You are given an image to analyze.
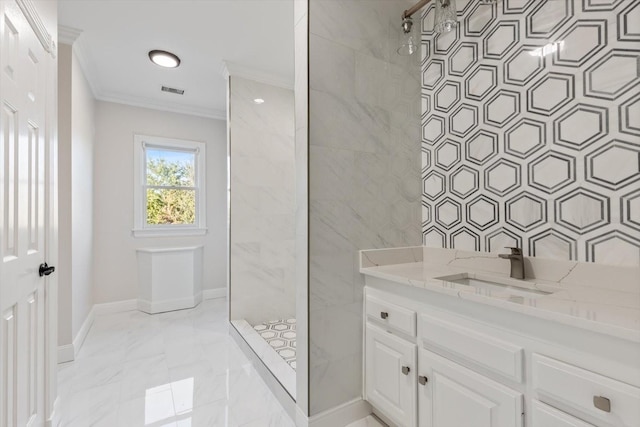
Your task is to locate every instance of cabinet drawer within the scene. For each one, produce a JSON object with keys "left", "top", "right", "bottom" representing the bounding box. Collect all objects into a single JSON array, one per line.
[
  {"left": 532, "top": 354, "right": 640, "bottom": 427},
  {"left": 418, "top": 313, "right": 523, "bottom": 383},
  {"left": 531, "top": 400, "right": 595, "bottom": 427},
  {"left": 366, "top": 295, "right": 416, "bottom": 337}
]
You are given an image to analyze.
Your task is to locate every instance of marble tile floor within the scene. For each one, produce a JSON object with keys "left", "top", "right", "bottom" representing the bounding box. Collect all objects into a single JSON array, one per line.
[{"left": 57, "top": 298, "right": 296, "bottom": 427}]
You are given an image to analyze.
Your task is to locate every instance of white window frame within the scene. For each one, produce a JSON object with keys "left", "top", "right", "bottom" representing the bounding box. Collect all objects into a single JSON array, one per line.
[{"left": 133, "top": 134, "right": 207, "bottom": 237}]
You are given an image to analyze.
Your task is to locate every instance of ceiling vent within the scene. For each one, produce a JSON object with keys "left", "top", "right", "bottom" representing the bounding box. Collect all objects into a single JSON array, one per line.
[{"left": 161, "top": 86, "right": 185, "bottom": 95}]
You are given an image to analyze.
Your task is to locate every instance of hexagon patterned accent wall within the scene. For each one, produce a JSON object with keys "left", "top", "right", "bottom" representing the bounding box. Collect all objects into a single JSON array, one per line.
[{"left": 421, "top": 0, "right": 640, "bottom": 267}]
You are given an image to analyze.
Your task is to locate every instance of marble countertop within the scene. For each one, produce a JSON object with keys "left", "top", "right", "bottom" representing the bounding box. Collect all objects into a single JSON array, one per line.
[{"left": 360, "top": 247, "right": 640, "bottom": 343}]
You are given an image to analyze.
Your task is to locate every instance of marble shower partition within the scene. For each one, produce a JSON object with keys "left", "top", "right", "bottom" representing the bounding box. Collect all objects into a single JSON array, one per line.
[
  {"left": 307, "top": 0, "right": 423, "bottom": 415},
  {"left": 420, "top": 0, "right": 640, "bottom": 267},
  {"left": 229, "top": 76, "right": 296, "bottom": 325}
]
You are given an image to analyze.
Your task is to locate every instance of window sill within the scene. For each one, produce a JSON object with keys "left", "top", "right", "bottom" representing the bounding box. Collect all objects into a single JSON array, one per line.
[{"left": 132, "top": 227, "right": 208, "bottom": 238}]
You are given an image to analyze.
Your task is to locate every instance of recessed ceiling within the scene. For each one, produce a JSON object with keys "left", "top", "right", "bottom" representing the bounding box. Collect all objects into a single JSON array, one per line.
[{"left": 58, "top": 0, "right": 294, "bottom": 119}]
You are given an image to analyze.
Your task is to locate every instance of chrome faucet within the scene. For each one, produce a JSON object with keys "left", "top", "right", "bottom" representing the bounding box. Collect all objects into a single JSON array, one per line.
[{"left": 498, "top": 247, "right": 524, "bottom": 280}]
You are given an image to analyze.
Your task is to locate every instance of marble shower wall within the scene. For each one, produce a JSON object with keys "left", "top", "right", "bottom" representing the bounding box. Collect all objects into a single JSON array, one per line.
[
  {"left": 308, "top": 0, "right": 422, "bottom": 415},
  {"left": 421, "top": 0, "right": 640, "bottom": 267},
  {"left": 229, "top": 76, "right": 296, "bottom": 325}
]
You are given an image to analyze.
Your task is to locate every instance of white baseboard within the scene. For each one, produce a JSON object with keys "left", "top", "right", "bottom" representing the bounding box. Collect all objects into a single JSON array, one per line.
[
  {"left": 46, "top": 396, "right": 62, "bottom": 427},
  {"left": 296, "top": 398, "right": 372, "bottom": 427},
  {"left": 57, "top": 344, "right": 75, "bottom": 364},
  {"left": 93, "top": 299, "right": 137, "bottom": 315},
  {"left": 57, "top": 305, "right": 96, "bottom": 363},
  {"left": 138, "top": 293, "right": 202, "bottom": 314},
  {"left": 203, "top": 287, "right": 226, "bottom": 300},
  {"left": 72, "top": 307, "right": 95, "bottom": 358}
]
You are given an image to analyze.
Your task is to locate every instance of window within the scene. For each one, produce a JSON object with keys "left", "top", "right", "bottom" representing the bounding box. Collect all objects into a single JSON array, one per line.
[{"left": 133, "top": 135, "right": 206, "bottom": 237}]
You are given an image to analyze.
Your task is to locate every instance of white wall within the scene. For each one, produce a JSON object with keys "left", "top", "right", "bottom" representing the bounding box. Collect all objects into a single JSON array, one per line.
[
  {"left": 71, "top": 47, "right": 95, "bottom": 337},
  {"left": 57, "top": 43, "right": 96, "bottom": 346},
  {"left": 93, "top": 102, "right": 227, "bottom": 303},
  {"left": 57, "top": 43, "right": 73, "bottom": 347}
]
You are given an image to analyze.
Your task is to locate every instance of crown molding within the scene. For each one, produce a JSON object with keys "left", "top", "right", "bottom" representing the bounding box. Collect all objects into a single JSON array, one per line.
[
  {"left": 221, "top": 61, "right": 294, "bottom": 90},
  {"left": 96, "top": 90, "right": 227, "bottom": 120},
  {"left": 58, "top": 25, "right": 83, "bottom": 45},
  {"left": 69, "top": 36, "right": 102, "bottom": 99}
]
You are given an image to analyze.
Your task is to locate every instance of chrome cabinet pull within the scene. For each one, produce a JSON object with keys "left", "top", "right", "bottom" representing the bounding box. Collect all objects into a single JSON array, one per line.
[
  {"left": 380, "top": 311, "right": 389, "bottom": 319},
  {"left": 593, "top": 396, "right": 611, "bottom": 413},
  {"left": 418, "top": 375, "right": 428, "bottom": 385},
  {"left": 401, "top": 366, "right": 410, "bottom": 375}
]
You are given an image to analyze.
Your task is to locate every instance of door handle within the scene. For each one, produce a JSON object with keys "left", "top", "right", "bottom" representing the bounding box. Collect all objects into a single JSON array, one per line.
[
  {"left": 380, "top": 312, "right": 389, "bottom": 319},
  {"left": 418, "top": 375, "right": 428, "bottom": 385},
  {"left": 401, "top": 366, "right": 410, "bottom": 375},
  {"left": 39, "top": 263, "right": 55, "bottom": 277}
]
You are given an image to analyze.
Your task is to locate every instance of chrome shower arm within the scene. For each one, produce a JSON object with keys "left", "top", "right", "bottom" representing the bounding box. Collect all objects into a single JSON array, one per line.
[
  {"left": 403, "top": 0, "right": 430, "bottom": 19},
  {"left": 402, "top": 0, "right": 451, "bottom": 19}
]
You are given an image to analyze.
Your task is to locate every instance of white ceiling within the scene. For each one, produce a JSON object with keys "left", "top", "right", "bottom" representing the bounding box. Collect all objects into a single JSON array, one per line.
[{"left": 58, "top": 0, "right": 295, "bottom": 119}]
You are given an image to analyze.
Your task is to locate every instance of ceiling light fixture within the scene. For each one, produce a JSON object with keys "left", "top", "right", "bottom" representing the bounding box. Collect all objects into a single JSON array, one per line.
[
  {"left": 148, "top": 50, "right": 181, "bottom": 68},
  {"left": 253, "top": 98, "right": 265, "bottom": 104}
]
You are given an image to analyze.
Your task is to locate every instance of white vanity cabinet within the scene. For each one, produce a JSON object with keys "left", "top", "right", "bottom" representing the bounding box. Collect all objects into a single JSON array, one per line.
[
  {"left": 364, "top": 292, "right": 523, "bottom": 427},
  {"left": 363, "top": 286, "right": 640, "bottom": 427}
]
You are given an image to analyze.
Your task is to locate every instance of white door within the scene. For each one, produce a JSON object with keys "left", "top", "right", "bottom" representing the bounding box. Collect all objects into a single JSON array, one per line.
[
  {"left": 0, "top": 1, "right": 57, "bottom": 426},
  {"left": 418, "top": 348, "right": 523, "bottom": 427},
  {"left": 365, "top": 323, "right": 417, "bottom": 427}
]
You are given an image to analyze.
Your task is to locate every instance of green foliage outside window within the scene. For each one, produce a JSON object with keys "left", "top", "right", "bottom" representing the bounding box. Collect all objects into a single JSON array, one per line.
[{"left": 145, "top": 156, "right": 196, "bottom": 225}]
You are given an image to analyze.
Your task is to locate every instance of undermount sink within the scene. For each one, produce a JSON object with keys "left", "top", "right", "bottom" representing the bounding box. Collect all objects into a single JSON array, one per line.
[{"left": 435, "top": 273, "right": 553, "bottom": 300}]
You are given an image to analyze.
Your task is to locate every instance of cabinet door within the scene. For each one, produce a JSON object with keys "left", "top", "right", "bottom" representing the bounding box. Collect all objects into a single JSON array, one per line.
[
  {"left": 365, "top": 323, "right": 417, "bottom": 427},
  {"left": 531, "top": 400, "right": 596, "bottom": 427},
  {"left": 418, "top": 348, "right": 523, "bottom": 427}
]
